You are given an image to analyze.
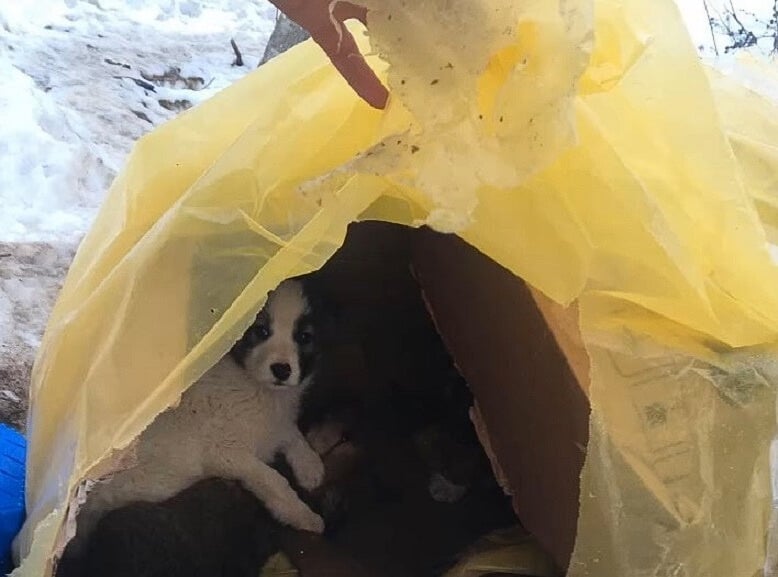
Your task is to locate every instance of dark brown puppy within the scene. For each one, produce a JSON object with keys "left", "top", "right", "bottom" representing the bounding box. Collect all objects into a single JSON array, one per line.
[{"left": 56, "top": 478, "right": 280, "bottom": 577}]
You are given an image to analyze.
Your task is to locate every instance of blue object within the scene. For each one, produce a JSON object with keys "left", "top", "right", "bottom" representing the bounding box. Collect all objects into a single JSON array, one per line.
[{"left": 0, "top": 425, "right": 25, "bottom": 575}]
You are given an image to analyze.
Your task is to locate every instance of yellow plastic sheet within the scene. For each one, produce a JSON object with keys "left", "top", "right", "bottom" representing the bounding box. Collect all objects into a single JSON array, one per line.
[
  {"left": 14, "top": 0, "right": 778, "bottom": 575},
  {"left": 441, "top": 527, "right": 557, "bottom": 577},
  {"left": 707, "top": 58, "right": 778, "bottom": 245}
]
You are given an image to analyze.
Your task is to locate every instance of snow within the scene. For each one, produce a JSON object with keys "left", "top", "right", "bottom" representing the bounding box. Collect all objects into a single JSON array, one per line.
[
  {"left": 0, "top": 0, "right": 278, "bottom": 428},
  {"left": 0, "top": 0, "right": 277, "bottom": 243}
]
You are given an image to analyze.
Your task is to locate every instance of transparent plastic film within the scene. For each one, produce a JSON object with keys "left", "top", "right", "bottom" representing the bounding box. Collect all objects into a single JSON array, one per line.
[
  {"left": 706, "top": 60, "right": 778, "bottom": 246},
  {"left": 572, "top": 312, "right": 777, "bottom": 577}
]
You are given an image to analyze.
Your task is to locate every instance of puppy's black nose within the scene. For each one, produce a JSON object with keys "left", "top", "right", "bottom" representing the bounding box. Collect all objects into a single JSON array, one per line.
[{"left": 270, "top": 363, "right": 292, "bottom": 382}]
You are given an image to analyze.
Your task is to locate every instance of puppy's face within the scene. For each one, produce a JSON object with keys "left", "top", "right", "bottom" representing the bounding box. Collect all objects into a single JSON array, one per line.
[{"left": 232, "top": 279, "right": 317, "bottom": 390}]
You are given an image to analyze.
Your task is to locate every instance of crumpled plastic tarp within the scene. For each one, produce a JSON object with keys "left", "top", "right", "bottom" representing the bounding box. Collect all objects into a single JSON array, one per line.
[{"left": 13, "top": 0, "right": 778, "bottom": 575}]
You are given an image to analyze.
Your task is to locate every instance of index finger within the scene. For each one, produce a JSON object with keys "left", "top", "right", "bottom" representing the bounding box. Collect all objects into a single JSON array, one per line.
[
  {"left": 305, "top": 4, "right": 388, "bottom": 109},
  {"left": 323, "top": 25, "right": 388, "bottom": 109}
]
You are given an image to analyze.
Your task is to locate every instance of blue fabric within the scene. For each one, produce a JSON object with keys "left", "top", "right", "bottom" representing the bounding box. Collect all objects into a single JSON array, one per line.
[{"left": 0, "top": 425, "right": 25, "bottom": 575}]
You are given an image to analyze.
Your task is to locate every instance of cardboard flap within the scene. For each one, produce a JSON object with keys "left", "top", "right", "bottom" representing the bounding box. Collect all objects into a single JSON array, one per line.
[{"left": 412, "top": 229, "right": 590, "bottom": 568}]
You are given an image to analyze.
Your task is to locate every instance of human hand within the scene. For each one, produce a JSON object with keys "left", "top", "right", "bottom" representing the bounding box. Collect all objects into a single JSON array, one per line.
[{"left": 270, "top": 0, "right": 389, "bottom": 109}]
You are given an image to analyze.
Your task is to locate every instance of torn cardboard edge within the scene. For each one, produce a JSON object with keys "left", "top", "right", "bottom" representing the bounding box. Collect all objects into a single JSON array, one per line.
[
  {"left": 469, "top": 403, "right": 512, "bottom": 498},
  {"left": 411, "top": 227, "right": 591, "bottom": 570},
  {"left": 54, "top": 441, "right": 141, "bottom": 566}
]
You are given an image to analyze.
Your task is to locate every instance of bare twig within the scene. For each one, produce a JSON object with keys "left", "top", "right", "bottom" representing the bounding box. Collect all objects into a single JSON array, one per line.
[
  {"left": 708, "top": 0, "right": 778, "bottom": 54},
  {"left": 712, "top": 0, "right": 759, "bottom": 52},
  {"left": 702, "top": 0, "right": 720, "bottom": 55},
  {"left": 230, "top": 38, "right": 244, "bottom": 67},
  {"left": 772, "top": 0, "right": 778, "bottom": 54},
  {"left": 729, "top": 0, "right": 749, "bottom": 32},
  {"left": 728, "top": 0, "right": 758, "bottom": 47}
]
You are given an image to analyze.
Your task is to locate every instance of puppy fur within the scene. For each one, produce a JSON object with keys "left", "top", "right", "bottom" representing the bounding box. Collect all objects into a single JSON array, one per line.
[
  {"left": 69, "top": 279, "right": 325, "bottom": 557},
  {"left": 57, "top": 478, "right": 280, "bottom": 577},
  {"left": 57, "top": 408, "right": 358, "bottom": 577}
]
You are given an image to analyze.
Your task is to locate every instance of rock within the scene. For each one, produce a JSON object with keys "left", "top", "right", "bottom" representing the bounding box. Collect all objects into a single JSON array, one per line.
[{"left": 259, "top": 12, "right": 310, "bottom": 66}]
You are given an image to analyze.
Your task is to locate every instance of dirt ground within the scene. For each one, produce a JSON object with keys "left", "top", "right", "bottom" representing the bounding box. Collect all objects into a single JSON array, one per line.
[{"left": 0, "top": 241, "right": 77, "bottom": 431}]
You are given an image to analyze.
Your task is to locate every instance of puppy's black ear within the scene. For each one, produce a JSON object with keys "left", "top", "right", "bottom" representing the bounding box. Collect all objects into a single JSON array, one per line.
[
  {"left": 229, "top": 323, "right": 254, "bottom": 367},
  {"left": 297, "top": 274, "right": 341, "bottom": 347},
  {"left": 230, "top": 309, "right": 262, "bottom": 366}
]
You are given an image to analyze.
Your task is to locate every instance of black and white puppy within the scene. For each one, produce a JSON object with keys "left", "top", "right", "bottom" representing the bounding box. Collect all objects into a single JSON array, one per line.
[
  {"left": 68, "top": 278, "right": 327, "bottom": 561},
  {"left": 230, "top": 277, "right": 321, "bottom": 390}
]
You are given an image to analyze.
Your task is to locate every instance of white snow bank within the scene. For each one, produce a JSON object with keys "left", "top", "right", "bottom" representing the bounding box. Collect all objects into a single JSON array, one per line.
[
  {"left": 0, "top": 0, "right": 276, "bottom": 243},
  {"left": 0, "top": 57, "right": 111, "bottom": 242},
  {"left": 0, "top": 1, "right": 278, "bottom": 428}
]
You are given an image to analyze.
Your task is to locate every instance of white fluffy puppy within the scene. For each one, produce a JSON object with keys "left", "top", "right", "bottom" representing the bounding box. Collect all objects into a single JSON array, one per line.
[{"left": 72, "top": 279, "right": 325, "bottom": 553}]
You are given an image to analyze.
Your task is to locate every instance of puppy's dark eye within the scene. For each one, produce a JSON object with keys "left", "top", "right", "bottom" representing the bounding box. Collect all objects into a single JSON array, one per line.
[
  {"left": 254, "top": 325, "right": 271, "bottom": 341},
  {"left": 296, "top": 331, "right": 313, "bottom": 345}
]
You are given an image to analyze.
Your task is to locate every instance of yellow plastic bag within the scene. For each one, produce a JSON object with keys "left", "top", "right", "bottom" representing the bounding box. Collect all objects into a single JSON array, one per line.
[
  {"left": 442, "top": 527, "right": 557, "bottom": 577},
  {"left": 14, "top": 0, "right": 778, "bottom": 576},
  {"left": 706, "top": 57, "right": 778, "bottom": 245}
]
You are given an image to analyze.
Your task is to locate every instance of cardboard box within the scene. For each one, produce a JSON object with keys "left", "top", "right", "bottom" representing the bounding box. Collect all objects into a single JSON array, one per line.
[
  {"left": 411, "top": 227, "right": 590, "bottom": 569},
  {"left": 310, "top": 221, "right": 590, "bottom": 571}
]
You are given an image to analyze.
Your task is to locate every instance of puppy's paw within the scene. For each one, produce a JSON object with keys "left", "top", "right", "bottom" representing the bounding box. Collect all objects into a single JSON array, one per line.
[
  {"left": 295, "top": 455, "right": 325, "bottom": 491},
  {"left": 286, "top": 503, "right": 325, "bottom": 534},
  {"left": 302, "top": 511, "right": 326, "bottom": 534},
  {"left": 428, "top": 472, "right": 467, "bottom": 503}
]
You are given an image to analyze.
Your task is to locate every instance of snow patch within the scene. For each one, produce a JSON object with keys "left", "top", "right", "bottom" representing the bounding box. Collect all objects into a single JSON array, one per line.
[
  {"left": 0, "top": 0, "right": 278, "bottom": 429},
  {"left": 0, "top": 58, "right": 110, "bottom": 242},
  {"left": 0, "top": 0, "right": 276, "bottom": 243}
]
